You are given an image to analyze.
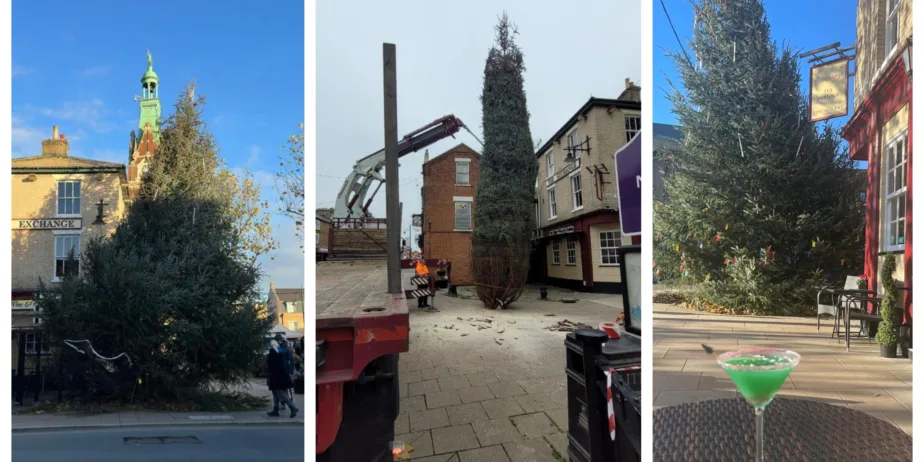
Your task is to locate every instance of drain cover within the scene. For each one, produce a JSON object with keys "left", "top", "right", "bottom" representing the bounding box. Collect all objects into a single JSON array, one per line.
[{"left": 124, "top": 436, "right": 201, "bottom": 445}]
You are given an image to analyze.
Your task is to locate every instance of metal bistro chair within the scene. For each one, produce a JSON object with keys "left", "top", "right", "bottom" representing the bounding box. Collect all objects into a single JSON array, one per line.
[
  {"left": 842, "top": 294, "right": 883, "bottom": 352},
  {"left": 816, "top": 276, "right": 876, "bottom": 337}
]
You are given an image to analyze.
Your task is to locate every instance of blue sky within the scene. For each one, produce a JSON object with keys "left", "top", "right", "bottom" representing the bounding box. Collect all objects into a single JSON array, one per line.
[
  {"left": 11, "top": 0, "right": 305, "bottom": 291},
  {"left": 654, "top": 0, "right": 857, "bottom": 137}
]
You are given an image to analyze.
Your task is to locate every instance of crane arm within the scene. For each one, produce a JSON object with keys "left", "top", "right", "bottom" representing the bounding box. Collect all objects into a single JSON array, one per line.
[{"left": 333, "top": 115, "right": 470, "bottom": 220}]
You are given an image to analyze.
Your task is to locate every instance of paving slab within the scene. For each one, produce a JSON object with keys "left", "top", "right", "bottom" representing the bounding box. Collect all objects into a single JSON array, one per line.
[
  {"left": 471, "top": 418, "right": 523, "bottom": 447},
  {"left": 480, "top": 397, "right": 526, "bottom": 420},
  {"left": 488, "top": 381, "right": 527, "bottom": 399},
  {"left": 401, "top": 395, "right": 428, "bottom": 414},
  {"left": 410, "top": 408, "right": 451, "bottom": 432},
  {"left": 511, "top": 412, "right": 558, "bottom": 438},
  {"left": 446, "top": 402, "right": 489, "bottom": 426},
  {"left": 431, "top": 424, "right": 480, "bottom": 454},
  {"left": 457, "top": 385, "right": 495, "bottom": 404},
  {"left": 426, "top": 390, "right": 462, "bottom": 409},
  {"left": 503, "top": 437, "right": 558, "bottom": 462},
  {"left": 458, "top": 445, "right": 511, "bottom": 462},
  {"left": 394, "top": 430, "right": 434, "bottom": 459},
  {"left": 409, "top": 379, "right": 443, "bottom": 396}
]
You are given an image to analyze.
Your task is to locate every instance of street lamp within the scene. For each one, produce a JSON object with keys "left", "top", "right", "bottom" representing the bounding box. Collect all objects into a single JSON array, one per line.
[{"left": 901, "top": 41, "right": 912, "bottom": 82}]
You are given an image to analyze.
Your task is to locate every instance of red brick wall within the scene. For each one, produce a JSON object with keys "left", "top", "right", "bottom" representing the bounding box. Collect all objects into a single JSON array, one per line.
[{"left": 421, "top": 144, "right": 480, "bottom": 285}]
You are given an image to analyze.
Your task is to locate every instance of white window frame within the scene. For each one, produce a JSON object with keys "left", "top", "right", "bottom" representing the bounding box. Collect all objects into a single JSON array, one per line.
[
  {"left": 24, "top": 332, "right": 51, "bottom": 355},
  {"left": 287, "top": 321, "right": 299, "bottom": 331},
  {"left": 884, "top": 129, "right": 908, "bottom": 252},
  {"left": 625, "top": 115, "right": 641, "bottom": 143},
  {"left": 547, "top": 151, "right": 555, "bottom": 176},
  {"left": 599, "top": 231, "right": 621, "bottom": 266},
  {"left": 567, "top": 129, "right": 579, "bottom": 158},
  {"left": 53, "top": 232, "right": 81, "bottom": 282},
  {"left": 548, "top": 188, "right": 557, "bottom": 219},
  {"left": 551, "top": 240, "right": 561, "bottom": 265},
  {"left": 566, "top": 238, "right": 577, "bottom": 265},
  {"left": 316, "top": 233, "right": 320, "bottom": 244},
  {"left": 56, "top": 180, "right": 82, "bottom": 218},
  {"left": 885, "top": 0, "right": 900, "bottom": 60},
  {"left": 570, "top": 171, "right": 583, "bottom": 212},
  {"left": 456, "top": 158, "right": 471, "bottom": 185},
  {"left": 316, "top": 219, "right": 321, "bottom": 230},
  {"left": 453, "top": 196, "right": 473, "bottom": 232}
]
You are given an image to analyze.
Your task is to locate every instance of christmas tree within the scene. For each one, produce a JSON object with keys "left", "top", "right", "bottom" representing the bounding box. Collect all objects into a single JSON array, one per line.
[
  {"left": 38, "top": 84, "right": 275, "bottom": 403},
  {"left": 472, "top": 13, "right": 537, "bottom": 309},
  {"left": 654, "top": 0, "right": 865, "bottom": 315}
]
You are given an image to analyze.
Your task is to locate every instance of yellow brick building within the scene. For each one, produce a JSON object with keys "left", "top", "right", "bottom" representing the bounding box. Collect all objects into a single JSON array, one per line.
[{"left": 11, "top": 126, "right": 128, "bottom": 368}]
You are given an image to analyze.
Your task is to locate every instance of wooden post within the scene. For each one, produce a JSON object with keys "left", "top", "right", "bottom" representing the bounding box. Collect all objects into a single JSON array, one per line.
[{"left": 384, "top": 43, "right": 401, "bottom": 294}]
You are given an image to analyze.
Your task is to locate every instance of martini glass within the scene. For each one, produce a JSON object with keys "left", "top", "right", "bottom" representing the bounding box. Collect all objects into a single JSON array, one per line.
[{"left": 717, "top": 348, "right": 800, "bottom": 461}]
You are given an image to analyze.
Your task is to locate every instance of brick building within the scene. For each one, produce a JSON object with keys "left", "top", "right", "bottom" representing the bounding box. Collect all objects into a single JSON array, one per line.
[
  {"left": 267, "top": 283, "right": 305, "bottom": 334},
  {"left": 533, "top": 80, "right": 642, "bottom": 293},
  {"left": 11, "top": 126, "right": 129, "bottom": 366},
  {"left": 841, "top": 0, "right": 913, "bottom": 324},
  {"left": 419, "top": 143, "right": 481, "bottom": 286}
]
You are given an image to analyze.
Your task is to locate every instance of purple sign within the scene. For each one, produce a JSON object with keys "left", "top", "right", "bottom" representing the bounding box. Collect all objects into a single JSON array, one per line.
[{"left": 614, "top": 133, "right": 641, "bottom": 236}]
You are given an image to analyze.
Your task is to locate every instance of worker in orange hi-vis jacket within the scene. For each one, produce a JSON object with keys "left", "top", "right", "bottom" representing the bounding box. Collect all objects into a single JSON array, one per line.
[{"left": 415, "top": 257, "right": 430, "bottom": 308}]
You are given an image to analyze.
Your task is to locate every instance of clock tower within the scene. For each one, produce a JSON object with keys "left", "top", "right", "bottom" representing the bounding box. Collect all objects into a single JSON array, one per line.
[{"left": 128, "top": 50, "right": 161, "bottom": 200}]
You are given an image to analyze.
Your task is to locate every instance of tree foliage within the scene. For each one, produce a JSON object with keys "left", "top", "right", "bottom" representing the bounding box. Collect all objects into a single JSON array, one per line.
[
  {"left": 277, "top": 123, "right": 305, "bottom": 247},
  {"left": 653, "top": 0, "right": 865, "bottom": 315},
  {"left": 37, "top": 83, "right": 274, "bottom": 403},
  {"left": 876, "top": 255, "right": 899, "bottom": 346},
  {"left": 472, "top": 13, "right": 536, "bottom": 308}
]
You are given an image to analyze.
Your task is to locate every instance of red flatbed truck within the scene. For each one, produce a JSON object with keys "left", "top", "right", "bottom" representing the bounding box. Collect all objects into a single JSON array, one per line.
[{"left": 315, "top": 261, "right": 411, "bottom": 461}]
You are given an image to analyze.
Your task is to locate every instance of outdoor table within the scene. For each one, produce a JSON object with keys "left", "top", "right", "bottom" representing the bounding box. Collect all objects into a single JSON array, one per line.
[{"left": 652, "top": 398, "right": 912, "bottom": 461}]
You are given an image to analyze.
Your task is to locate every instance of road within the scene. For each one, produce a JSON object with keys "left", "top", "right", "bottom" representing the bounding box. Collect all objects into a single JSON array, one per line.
[{"left": 12, "top": 426, "right": 304, "bottom": 462}]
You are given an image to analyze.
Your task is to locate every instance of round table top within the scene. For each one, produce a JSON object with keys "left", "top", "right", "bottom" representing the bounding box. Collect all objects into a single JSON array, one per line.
[{"left": 652, "top": 398, "right": 911, "bottom": 461}]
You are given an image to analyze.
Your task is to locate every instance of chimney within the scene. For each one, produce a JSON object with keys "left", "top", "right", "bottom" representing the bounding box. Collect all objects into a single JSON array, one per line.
[
  {"left": 423, "top": 149, "right": 430, "bottom": 163},
  {"left": 625, "top": 78, "right": 635, "bottom": 89},
  {"left": 41, "top": 126, "right": 69, "bottom": 157}
]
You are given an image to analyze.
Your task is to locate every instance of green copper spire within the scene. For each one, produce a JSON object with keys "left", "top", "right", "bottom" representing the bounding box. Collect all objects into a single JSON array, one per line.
[{"left": 138, "top": 49, "right": 161, "bottom": 142}]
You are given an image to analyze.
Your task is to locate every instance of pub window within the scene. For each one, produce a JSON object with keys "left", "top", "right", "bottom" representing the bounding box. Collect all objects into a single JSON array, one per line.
[
  {"left": 24, "top": 332, "right": 50, "bottom": 355},
  {"left": 288, "top": 321, "right": 299, "bottom": 331},
  {"left": 547, "top": 152, "right": 555, "bottom": 176},
  {"left": 567, "top": 130, "right": 579, "bottom": 157},
  {"left": 57, "top": 180, "right": 81, "bottom": 216},
  {"left": 571, "top": 173, "right": 583, "bottom": 210},
  {"left": 316, "top": 233, "right": 320, "bottom": 244},
  {"left": 552, "top": 240, "right": 560, "bottom": 265},
  {"left": 625, "top": 116, "right": 641, "bottom": 142},
  {"left": 54, "top": 234, "right": 81, "bottom": 279},
  {"left": 600, "top": 230, "right": 622, "bottom": 265},
  {"left": 566, "top": 238, "right": 577, "bottom": 265},
  {"left": 316, "top": 219, "right": 321, "bottom": 230},
  {"left": 884, "top": 131, "right": 907, "bottom": 251},
  {"left": 454, "top": 201, "right": 473, "bottom": 231},
  {"left": 885, "top": 0, "right": 900, "bottom": 59},
  {"left": 548, "top": 189, "right": 558, "bottom": 218},
  {"left": 456, "top": 160, "right": 471, "bottom": 185}
]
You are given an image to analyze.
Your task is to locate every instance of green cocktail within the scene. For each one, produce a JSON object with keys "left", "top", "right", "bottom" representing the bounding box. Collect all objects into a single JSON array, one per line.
[{"left": 717, "top": 348, "right": 801, "bottom": 461}]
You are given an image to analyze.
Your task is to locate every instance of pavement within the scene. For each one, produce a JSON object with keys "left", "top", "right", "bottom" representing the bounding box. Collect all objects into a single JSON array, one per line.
[
  {"left": 652, "top": 300, "right": 913, "bottom": 436},
  {"left": 392, "top": 285, "right": 620, "bottom": 461},
  {"left": 12, "top": 425, "right": 303, "bottom": 461},
  {"left": 12, "top": 378, "right": 305, "bottom": 433}
]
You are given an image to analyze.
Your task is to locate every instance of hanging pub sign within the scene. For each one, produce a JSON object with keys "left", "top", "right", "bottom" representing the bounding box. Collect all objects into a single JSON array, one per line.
[
  {"left": 12, "top": 218, "right": 82, "bottom": 230},
  {"left": 411, "top": 214, "right": 422, "bottom": 228},
  {"left": 809, "top": 59, "right": 849, "bottom": 122}
]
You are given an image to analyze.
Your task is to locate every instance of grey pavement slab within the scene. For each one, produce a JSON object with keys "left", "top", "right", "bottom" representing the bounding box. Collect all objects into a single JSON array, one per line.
[
  {"left": 426, "top": 390, "right": 462, "bottom": 409},
  {"left": 481, "top": 397, "right": 526, "bottom": 420},
  {"left": 459, "top": 445, "right": 511, "bottom": 461},
  {"left": 410, "top": 408, "right": 450, "bottom": 432},
  {"left": 511, "top": 413, "right": 558, "bottom": 438},
  {"left": 431, "top": 424, "right": 480, "bottom": 454},
  {"left": 457, "top": 385, "right": 495, "bottom": 404},
  {"left": 471, "top": 419, "right": 523, "bottom": 447},
  {"left": 503, "top": 437, "right": 559, "bottom": 462},
  {"left": 446, "top": 402, "right": 489, "bottom": 426}
]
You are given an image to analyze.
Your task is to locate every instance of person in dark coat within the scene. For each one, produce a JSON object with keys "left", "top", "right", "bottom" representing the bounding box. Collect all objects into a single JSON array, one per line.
[{"left": 266, "top": 340, "right": 299, "bottom": 418}]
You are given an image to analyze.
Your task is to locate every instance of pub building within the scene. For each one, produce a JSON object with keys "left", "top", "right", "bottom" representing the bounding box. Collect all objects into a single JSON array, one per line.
[
  {"left": 840, "top": 1, "right": 912, "bottom": 354},
  {"left": 532, "top": 83, "right": 642, "bottom": 294},
  {"left": 11, "top": 126, "right": 129, "bottom": 367}
]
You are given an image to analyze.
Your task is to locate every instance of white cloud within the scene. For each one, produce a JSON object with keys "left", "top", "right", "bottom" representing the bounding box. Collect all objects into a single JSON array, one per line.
[
  {"left": 246, "top": 145, "right": 262, "bottom": 167},
  {"left": 25, "top": 99, "right": 114, "bottom": 133},
  {"left": 11, "top": 116, "right": 47, "bottom": 157},
  {"left": 75, "top": 65, "right": 111, "bottom": 78},
  {"left": 12, "top": 64, "right": 33, "bottom": 77}
]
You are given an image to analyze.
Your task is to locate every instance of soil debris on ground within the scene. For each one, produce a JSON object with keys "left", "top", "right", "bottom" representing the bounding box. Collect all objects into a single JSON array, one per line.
[{"left": 546, "top": 319, "right": 592, "bottom": 332}]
